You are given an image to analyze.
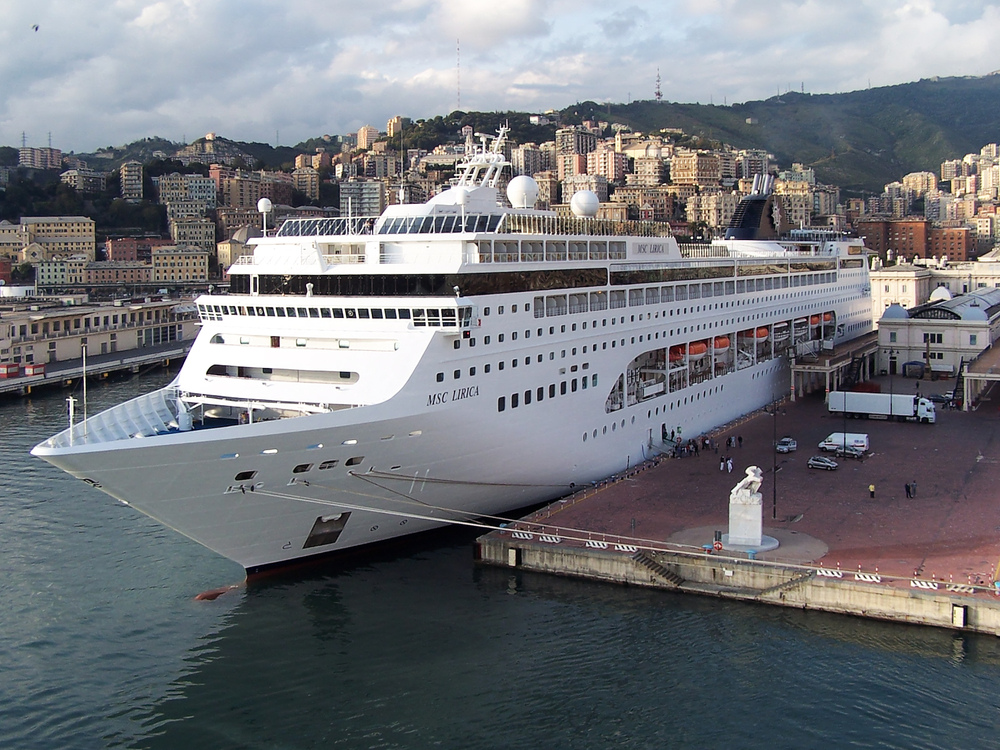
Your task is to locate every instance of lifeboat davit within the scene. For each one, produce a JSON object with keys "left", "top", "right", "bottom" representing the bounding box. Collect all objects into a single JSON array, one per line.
[
  {"left": 669, "top": 345, "right": 686, "bottom": 362},
  {"left": 713, "top": 336, "right": 730, "bottom": 350},
  {"left": 688, "top": 341, "right": 709, "bottom": 358}
]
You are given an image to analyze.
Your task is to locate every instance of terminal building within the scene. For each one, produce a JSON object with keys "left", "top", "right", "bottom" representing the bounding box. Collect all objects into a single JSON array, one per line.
[{"left": 877, "top": 287, "right": 1000, "bottom": 377}]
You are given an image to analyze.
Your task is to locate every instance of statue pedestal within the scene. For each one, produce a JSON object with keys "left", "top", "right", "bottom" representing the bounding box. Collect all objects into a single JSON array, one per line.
[{"left": 722, "top": 465, "right": 779, "bottom": 553}]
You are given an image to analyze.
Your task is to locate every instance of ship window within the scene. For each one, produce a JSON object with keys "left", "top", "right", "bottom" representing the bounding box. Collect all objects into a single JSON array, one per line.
[
  {"left": 276, "top": 308, "right": 286, "bottom": 317},
  {"left": 358, "top": 309, "right": 370, "bottom": 319},
  {"left": 498, "top": 396, "right": 506, "bottom": 412},
  {"left": 454, "top": 370, "right": 460, "bottom": 379},
  {"left": 560, "top": 381, "right": 567, "bottom": 395},
  {"left": 234, "top": 470, "right": 257, "bottom": 481},
  {"left": 511, "top": 392, "right": 519, "bottom": 408},
  {"left": 549, "top": 384, "right": 556, "bottom": 398},
  {"left": 484, "top": 364, "right": 491, "bottom": 373},
  {"left": 371, "top": 309, "right": 383, "bottom": 319},
  {"left": 265, "top": 307, "right": 275, "bottom": 316},
  {"left": 293, "top": 464, "right": 312, "bottom": 473},
  {"left": 318, "top": 460, "right": 339, "bottom": 470},
  {"left": 524, "top": 390, "right": 531, "bottom": 405},
  {"left": 345, "top": 308, "right": 357, "bottom": 318},
  {"left": 321, "top": 308, "right": 331, "bottom": 318},
  {"left": 384, "top": 309, "right": 397, "bottom": 319},
  {"left": 309, "top": 308, "right": 320, "bottom": 318},
  {"left": 345, "top": 456, "right": 364, "bottom": 466},
  {"left": 484, "top": 307, "right": 490, "bottom": 316},
  {"left": 537, "top": 387, "right": 544, "bottom": 401},
  {"left": 398, "top": 309, "right": 411, "bottom": 319},
  {"left": 332, "top": 308, "right": 344, "bottom": 318}
]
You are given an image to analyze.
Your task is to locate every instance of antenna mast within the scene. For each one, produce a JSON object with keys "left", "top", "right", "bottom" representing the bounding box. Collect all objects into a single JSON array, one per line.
[
  {"left": 655, "top": 69, "right": 662, "bottom": 102},
  {"left": 456, "top": 38, "right": 461, "bottom": 111}
]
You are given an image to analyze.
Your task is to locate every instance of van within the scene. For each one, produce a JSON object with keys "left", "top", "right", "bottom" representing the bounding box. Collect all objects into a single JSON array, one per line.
[{"left": 819, "top": 432, "right": 869, "bottom": 452}]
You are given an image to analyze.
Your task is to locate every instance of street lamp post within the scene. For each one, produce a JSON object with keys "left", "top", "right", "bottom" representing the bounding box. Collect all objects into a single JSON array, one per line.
[
  {"left": 768, "top": 397, "right": 779, "bottom": 520},
  {"left": 888, "top": 348, "right": 896, "bottom": 420}
]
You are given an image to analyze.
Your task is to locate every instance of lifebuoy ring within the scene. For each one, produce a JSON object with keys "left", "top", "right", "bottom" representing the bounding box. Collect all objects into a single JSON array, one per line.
[{"left": 713, "top": 540, "right": 723, "bottom": 551}]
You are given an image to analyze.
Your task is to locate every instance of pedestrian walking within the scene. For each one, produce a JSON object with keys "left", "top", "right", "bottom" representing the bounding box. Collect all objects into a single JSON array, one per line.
[
  {"left": 911, "top": 479, "right": 917, "bottom": 497},
  {"left": 869, "top": 483, "right": 876, "bottom": 499},
  {"left": 905, "top": 483, "right": 912, "bottom": 498},
  {"left": 726, "top": 457, "right": 733, "bottom": 474},
  {"left": 720, "top": 457, "right": 725, "bottom": 471},
  {"left": 738, "top": 435, "right": 743, "bottom": 448}
]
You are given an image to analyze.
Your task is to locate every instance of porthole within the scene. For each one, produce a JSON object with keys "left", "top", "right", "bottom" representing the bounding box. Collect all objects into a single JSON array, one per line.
[
  {"left": 292, "top": 464, "right": 312, "bottom": 474},
  {"left": 345, "top": 456, "right": 364, "bottom": 466},
  {"left": 234, "top": 470, "right": 257, "bottom": 481}
]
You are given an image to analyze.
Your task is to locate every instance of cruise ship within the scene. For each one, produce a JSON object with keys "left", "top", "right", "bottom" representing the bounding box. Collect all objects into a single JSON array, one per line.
[{"left": 32, "top": 129, "right": 873, "bottom": 573}]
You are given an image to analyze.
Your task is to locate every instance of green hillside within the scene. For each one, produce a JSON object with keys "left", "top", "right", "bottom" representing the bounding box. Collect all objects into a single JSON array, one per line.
[{"left": 573, "top": 74, "right": 1000, "bottom": 194}]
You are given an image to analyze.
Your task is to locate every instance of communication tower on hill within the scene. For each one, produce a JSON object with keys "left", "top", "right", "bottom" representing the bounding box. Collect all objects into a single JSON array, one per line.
[{"left": 655, "top": 69, "right": 662, "bottom": 102}]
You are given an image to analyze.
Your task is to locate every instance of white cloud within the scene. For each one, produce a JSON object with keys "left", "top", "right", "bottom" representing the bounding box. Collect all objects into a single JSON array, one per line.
[{"left": 2, "top": 0, "right": 1000, "bottom": 152}]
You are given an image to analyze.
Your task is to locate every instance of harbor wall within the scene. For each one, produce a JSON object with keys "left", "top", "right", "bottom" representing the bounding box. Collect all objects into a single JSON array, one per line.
[{"left": 477, "top": 537, "right": 1000, "bottom": 636}]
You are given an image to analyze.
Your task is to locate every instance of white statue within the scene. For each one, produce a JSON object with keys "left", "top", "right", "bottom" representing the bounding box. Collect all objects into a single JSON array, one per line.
[{"left": 729, "top": 466, "right": 763, "bottom": 506}]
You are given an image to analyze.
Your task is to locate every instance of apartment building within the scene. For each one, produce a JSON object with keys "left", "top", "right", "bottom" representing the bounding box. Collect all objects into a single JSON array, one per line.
[
  {"left": 340, "top": 179, "right": 385, "bottom": 216},
  {"left": 0, "top": 217, "right": 96, "bottom": 261},
  {"left": 120, "top": 161, "right": 144, "bottom": 200},
  {"left": 60, "top": 169, "right": 106, "bottom": 193},
  {"left": 169, "top": 217, "right": 216, "bottom": 252},
  {"left": 670, "top": 151, "right": 721, "bottom": 187},
  {"left": 152, "top": 247, "right": 209, "bottom": 283},
  {"left": 561, "top": 174, "right": 608, "bottom": 202},
  {"left": 356, "top": 125, "right": 380, "bottom": 151},
  {"left": 586, "top": 146, "right": 627, "bottom": 184},
  {"left": 291, "top": 167, "right": 321, "bottom": 202},
  {"left": 153, "top": 173, "right": 217, "bottom": 208},
  {"left": 82, "top": 261, "right": 153, "bottom": 285},
  {"left": 19, "top": 147, "right": 62, "bottom": 170}
]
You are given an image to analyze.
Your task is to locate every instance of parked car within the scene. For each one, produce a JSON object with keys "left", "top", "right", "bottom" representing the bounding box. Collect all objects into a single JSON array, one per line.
[
  {"left": 807, "top": 455, "right": 839, "bottom": 471},
  {"left": 928, "top": 393, "right": 951, "bottom": 404},
  {"left": 835, "top": 445, "right": 865, "bottom": 460},
  {"left": 775, "top": 436, "right": 797, "bottom": 453}
]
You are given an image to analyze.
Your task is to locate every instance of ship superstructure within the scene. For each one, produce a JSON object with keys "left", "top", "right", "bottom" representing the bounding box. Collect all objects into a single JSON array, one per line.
[{"left": 33, "top": 131, "right": 873, "bottom": 572}]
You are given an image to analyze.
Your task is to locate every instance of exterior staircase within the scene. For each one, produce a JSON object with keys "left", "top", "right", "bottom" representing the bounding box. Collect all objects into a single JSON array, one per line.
[{"left": 632, "top": 551, "right": 684, "bottom": 588}]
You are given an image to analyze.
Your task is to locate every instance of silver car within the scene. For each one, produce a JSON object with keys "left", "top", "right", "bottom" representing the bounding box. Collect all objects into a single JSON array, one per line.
[
  {"left": 776, "top": 436, "right": 797, "bottom": 453},
  {"left": 807, "top": 455, "right": 839, "bottom": 471}
]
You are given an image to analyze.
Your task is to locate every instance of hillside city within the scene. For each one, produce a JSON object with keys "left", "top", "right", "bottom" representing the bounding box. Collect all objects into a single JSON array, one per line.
[{"left": 2, "top": 112, "right": 1000, "bottom": 380}]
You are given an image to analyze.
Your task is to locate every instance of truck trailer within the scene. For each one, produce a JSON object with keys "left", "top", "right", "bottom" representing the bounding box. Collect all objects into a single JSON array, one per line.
[{"left": 827, "top": 391, "right": 936, "bottom": 423}]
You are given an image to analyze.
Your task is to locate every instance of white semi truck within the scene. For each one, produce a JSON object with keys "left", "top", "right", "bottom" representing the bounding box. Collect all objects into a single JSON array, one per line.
[{"left": 827, "top": 391, "right": 936, "bottom": 424}]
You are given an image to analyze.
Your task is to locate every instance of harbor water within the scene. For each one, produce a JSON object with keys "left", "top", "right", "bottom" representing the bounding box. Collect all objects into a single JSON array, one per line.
[{"left": 3, "top": 374, "right": 1000, "bottom": 749}]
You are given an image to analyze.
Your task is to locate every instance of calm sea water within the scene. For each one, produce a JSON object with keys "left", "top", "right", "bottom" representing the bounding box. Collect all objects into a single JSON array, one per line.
[{"left": 3, "top": 374, "right": 1000, "bottom": 749}]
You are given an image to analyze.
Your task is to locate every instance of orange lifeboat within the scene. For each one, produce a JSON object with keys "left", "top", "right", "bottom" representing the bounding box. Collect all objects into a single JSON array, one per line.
[
  {"left": 755, "top": 327, "right": 769, "bottom": 340},
  {"left": 713, "top": 336, "right": 730, "bottom": 350},
  {"left": 688, "top": 341, "right": 709, "bottom": 358},
  {"left": 809, "top": 315, "right": 820, "bottom": 327},
  {"left": 823, "top": 312, "right": 833, "bottom": 322},
  {"left": 669, "top": 345, "right": 686, "bottom": 362}
]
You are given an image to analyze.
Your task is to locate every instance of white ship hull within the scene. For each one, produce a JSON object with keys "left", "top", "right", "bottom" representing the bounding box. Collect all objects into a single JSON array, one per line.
[{"left": 32, "top": 135, "right": 874, "bottom": 572}]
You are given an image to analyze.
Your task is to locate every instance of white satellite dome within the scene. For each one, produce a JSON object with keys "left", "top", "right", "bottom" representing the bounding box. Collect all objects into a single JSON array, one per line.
[
  {"left": 257, "top": 197, "right": 273, "bottom": 214},
  {"left": 570, "top": 190, "right": 600, "bottom": 218},
  {"left": 506, "top": 175, "right": 539, "bottom": 209}
]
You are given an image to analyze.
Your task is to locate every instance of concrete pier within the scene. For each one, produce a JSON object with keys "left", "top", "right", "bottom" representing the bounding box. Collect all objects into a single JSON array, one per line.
[{"left": 476, "top": 377, "right": 1000, "bottom": 635}]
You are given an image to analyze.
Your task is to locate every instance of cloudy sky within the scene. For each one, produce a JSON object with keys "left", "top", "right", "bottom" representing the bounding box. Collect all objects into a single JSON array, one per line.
[{"left": 2, "top": 0, "right": 999, "bottom": 153}]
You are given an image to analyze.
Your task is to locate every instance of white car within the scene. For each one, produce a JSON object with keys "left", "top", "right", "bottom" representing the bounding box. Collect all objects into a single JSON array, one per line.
[
  {"left": 807, "top": 455, "right": 839, "bottom": 471},
  {"left": 775, "top": 436, "right": 797, "bottom": 453}
]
